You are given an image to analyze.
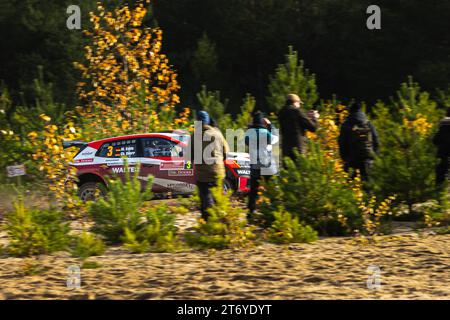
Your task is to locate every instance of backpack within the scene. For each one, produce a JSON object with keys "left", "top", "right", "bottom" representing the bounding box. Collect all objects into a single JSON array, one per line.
[{"left": 349, "top": 121, "right": 375, "bottom": 160}]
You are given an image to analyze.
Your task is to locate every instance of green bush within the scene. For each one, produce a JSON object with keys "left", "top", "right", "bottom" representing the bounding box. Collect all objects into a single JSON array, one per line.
[
  {"left": 267, "top": 208, "right": 318, "bottom": 244},
  {"left": 260, "top": 143, "right": 363, "bottom": 236},
  {"left": 196, "top": 86, "right": 232, "bottom": 131},
  {"left": 72, "top": 231, "right": 105, "bottom": 259},
  {"left": 422, "top": 185, "right": 450, "bottom": 227},
  {"left": 89, "top": 168, "right": 180, "bottom": 252},
  {"left": 370, "top": 128, "right": 437, "bottom": 212},
  {"left": 185, "top": 181, "right": 255, "bottom": 249},
  {"left": 170, "top": 195, "right": 194, "bottom": 215},
  {"left": 235, "top": 94, "right": 256, "bottom": 129},
  {"left": 88, "top": 168, "right": 153, "bottom": 244},
  {"left": 4, "top": 197, "right": 70, "bottom": 256},
  {"left": 267, "top": 46, "right": 318, "bottom": 112},
  {"left": 122, "top": 203, "right": 180, "bottom": 253},
  {"left": 191, "top": 33, "right": 218, "bottom": 84},
  {"left": 370, "top": 79, "right": 444, "bottom": 214},
  {"left": 438, "top": 183, "right": 450, "bottom": 224},
  {"left": 0, "top": 68, "right": 70, "bottom": 180}
]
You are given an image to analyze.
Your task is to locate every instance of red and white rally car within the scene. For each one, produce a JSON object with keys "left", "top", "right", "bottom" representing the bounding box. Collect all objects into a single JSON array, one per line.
[{"left": 64, "top": 130, "right": 251, "bottom": 201}]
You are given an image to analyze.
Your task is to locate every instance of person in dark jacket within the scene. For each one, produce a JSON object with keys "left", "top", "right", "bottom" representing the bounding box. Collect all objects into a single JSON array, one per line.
[
  {"left": 338, "top": 103, "right": 379, "bottom": 180},
  {"left": 277, "top": 94, "right": 319, "bottom": 160},
  {"left": 245, "top": 111, "right": 279, "bottom": 217},
  {"left": 432, "top": 107, "right": 450, "bottom": 187}
]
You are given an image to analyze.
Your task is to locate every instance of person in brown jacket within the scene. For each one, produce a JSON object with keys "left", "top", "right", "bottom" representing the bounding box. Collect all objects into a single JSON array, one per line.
[
  {"left": 277, "top": 94, "right": 319, "bottom": 160},
  {"left": 189, "top": 111, "right": 230, "bottom": 219}
]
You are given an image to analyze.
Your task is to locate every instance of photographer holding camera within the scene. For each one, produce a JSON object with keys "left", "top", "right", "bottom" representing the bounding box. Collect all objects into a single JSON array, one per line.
[{"left": 277, "top": 94, "right": 320, "bottom": 160}]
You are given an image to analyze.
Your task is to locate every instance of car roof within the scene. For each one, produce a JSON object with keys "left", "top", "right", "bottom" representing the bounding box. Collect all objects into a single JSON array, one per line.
[{"left": 88, "top": 133, "right": 188, "bottom": 149}]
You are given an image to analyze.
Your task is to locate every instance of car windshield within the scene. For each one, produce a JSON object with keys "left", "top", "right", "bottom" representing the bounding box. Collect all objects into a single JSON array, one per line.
[
  {"left": 172, "top": 134, "right": 190, "bottom": 144},
  {"left": 142, "top": 138, "right": 182, "bottom": 157}
]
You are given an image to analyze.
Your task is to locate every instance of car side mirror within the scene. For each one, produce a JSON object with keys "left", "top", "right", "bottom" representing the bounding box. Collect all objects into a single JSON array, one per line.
[{"left": 178, "top": 150, "right": 184, "bottom": 157}]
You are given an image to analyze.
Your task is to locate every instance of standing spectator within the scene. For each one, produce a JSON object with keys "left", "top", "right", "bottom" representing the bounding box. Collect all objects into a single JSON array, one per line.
[
  {"left": 338, "top": 103, "right": 379, "bottom": 180},
  {"left": 432, "top": 107, "right": 450, "bottom": 187},
  {"left": 189, "top": 111, "right": 230, "bottom": 220},
  {"left": 245, "top": 111, "right": 279, "bottom": 218},
  {"left": 277, "top": 94, "right": 319, "bottom": 160}
]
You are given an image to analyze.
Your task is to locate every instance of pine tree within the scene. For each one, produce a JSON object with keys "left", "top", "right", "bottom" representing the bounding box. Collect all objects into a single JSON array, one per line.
[
  {"left": 267, "top": 46, "right": 318, "bottom": 112},
  {"left": 235, "top": 93, "right": 255, "bottom": 130},
  {"left": 260, "top": 143, "right": 362, "bottom": 236},
  {"left": 267, "top": 208, "right": 318, "bottom": 244},
  {"left": 89, "top": 166, "right": 153, "bottom": 244},
  {"left": 196, "top": 85, "right": 232, "bottom": 130},
  {"left": 4, "top": 195, "right": 71, "bottom": 257},
  {"left": 72, "top": 231, "right": 105, "bottom": 259},
  {"left": 88, "top": 166, "right": 180, "bottom": 252},
  {"left": 370, "top": 78, "right": 444, "bottom": 214},
  {"left": 191, "top": 33, "right": 219, "bottom": 84},
  {"left": 185, "top": 179, "right": 255, "bottom": 249}
]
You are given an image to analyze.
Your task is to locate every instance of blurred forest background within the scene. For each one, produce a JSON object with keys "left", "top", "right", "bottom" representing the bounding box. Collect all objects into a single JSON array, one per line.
[{"left": 1, "top": 0, "right": 449, "bottom": 114}]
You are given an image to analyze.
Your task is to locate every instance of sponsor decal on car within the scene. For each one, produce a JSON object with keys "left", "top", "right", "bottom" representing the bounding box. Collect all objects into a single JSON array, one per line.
[
  {"left": 153, "top": 178, "right": 196, "bottom": 192},
  {"left": 111, "top": 166, "right": 138, "bottom": 174},
  {"left": 75, "top": 158, "right": 94, "bottom": 163},
  {"left": 105, "top": 158, "right": 121, "bottom": 165},
  {"left": 236, "top": 169, "right": 251, "bottom": 175},
  {"left": 168, "top": 169, "right": 194, "bottom": 177},
  {"left": 160, "top": 161, "right": 185, "bottom": 170}
]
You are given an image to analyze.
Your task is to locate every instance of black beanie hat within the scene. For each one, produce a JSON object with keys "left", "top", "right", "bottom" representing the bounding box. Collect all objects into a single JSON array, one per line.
[
  {"left": 349, "top": 102, "right": 362, "bottom": 113},
  {"left": 252, "top": 111, "right": 265, "bottom": 127}
]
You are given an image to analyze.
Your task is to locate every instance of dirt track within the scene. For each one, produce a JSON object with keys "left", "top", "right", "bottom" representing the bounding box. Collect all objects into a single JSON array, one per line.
[{"left": 0, "top": 225, "right": 448, "bottom": 299}]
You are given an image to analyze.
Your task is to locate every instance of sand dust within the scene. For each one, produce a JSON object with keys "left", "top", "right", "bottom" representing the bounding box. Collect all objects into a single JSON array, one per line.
[{"left": 0, "top": 212, "right": 448, "bottom": 300}]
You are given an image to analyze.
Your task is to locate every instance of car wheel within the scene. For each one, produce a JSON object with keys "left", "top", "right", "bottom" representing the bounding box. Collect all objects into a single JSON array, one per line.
[
  {"left": 223, "top": 178, "right": 234, "bottom": 194},
  {"left": 78, "top": 182, "right": 106, "bottom": 201}
]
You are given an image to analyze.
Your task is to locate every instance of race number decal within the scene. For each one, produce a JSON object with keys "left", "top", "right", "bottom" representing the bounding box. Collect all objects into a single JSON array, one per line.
[{"left": 107, "top": 146, "right": 113, "bottom": 157}]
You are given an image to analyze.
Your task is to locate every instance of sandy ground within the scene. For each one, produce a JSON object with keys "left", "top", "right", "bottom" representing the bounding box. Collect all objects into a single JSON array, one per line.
[{"left": 0, "top": 210, "right": 448, "bottom": 300}]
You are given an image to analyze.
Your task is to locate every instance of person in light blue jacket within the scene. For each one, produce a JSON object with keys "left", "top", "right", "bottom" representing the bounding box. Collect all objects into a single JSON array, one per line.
[{"left": 245, "top": 111, "right": 279, "bottom": 219}]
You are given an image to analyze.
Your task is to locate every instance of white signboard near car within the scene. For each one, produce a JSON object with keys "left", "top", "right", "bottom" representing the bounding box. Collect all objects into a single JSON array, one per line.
[{"left": 6, "top": 164, "right": 26, "bottom": 177}]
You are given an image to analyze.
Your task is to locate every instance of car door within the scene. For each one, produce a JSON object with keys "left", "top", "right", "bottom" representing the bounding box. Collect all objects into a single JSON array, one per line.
[
  {"left": 140, "top": 137, "right": 195, "bottom": 194},
  {"left": 96, "top": 138, "right": 140, "bottom": 182}
]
